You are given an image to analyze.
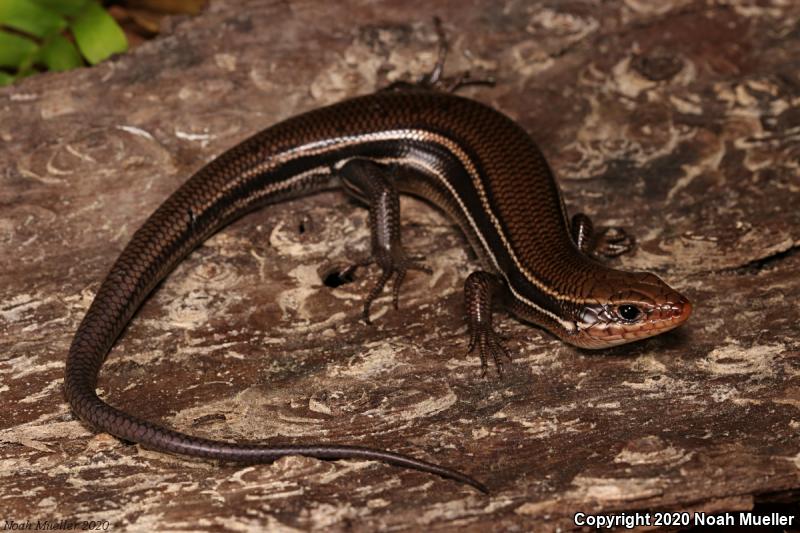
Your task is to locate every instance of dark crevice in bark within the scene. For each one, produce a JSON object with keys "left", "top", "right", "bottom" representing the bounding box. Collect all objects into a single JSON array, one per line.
[{"left": 725, "top": 242, "right": 800, "bottom": 275}]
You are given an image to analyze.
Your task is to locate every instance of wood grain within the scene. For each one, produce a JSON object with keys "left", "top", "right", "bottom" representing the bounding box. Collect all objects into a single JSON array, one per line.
[{"left": 1, "top": 0, "right": 798, "bottom": 530}]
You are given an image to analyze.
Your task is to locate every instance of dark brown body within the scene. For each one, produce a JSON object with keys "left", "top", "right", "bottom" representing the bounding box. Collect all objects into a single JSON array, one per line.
[{"left": 65, "top": 90, "right": 690, "bottom": 491}]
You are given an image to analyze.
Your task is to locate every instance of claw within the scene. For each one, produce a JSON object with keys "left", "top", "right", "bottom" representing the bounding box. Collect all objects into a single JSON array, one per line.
[
  {"left": 442, "top": 71, "right": 496, "bottom": 93},
  {"left": 385, "top": 17, "right": 495, "bottom": 95},
  {"left": 362, "top": 268, "right": 393, "bottom": 324},
  {"left": 595, "top": 227, "right": 635, "bottom": 258},
  {"left": 348, "top": 255, "right": 433, "bottom": 324},
  {"left": 467, "top": 323, "right": 512, "bottom": 377},
  {"left": 392, "top": 268, "right": 406, "bottom": 310}
]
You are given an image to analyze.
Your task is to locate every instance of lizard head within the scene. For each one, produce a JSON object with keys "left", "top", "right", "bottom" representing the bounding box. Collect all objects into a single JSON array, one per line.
[{"left": 572, "top": 271, "right": 692, "bottom": 349}]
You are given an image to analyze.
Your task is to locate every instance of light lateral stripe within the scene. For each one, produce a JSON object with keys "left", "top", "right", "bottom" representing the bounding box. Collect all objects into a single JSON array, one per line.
[
  {"left": 390, "top": 131, "right": 580, "bottom": 304},
  {"left": 235, "top": 128, "right": 579, "bottom": 302},
  {"left": 250, "top": 151, "right": 572, "bottom": 332},
  {"left": 221, "top": 129, "right": 584, "bottom": 327},
  {"left": 333, "top": 155, "right": 503, "bottom": 273},
  {"left": 219, "top": 165, "right": 332, "bottom": 219},
  {"left": 356, "top": 155, "right": 575, "bottom": 332},
  {"left": 328, "top": 129, "right": 584, "bottom": 306}
]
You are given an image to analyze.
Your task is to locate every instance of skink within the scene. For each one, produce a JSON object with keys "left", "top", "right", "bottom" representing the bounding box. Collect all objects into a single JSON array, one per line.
[{"left": 64, "top": 53, "right": 691, "bottom": 493}]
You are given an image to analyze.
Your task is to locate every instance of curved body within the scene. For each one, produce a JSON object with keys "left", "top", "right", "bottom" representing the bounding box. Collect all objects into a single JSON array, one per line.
[{"left": 65, "top": 91, "right": 690, "bottom": 490}]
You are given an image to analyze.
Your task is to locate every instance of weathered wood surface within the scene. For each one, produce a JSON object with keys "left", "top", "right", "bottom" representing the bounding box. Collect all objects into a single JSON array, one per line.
[{"left": 1, "top": 0, "right": 799, "bottom": 530}]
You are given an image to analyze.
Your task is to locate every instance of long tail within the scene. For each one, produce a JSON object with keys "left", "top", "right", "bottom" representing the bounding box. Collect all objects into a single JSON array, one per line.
[{"left": 64, "top": 160, "right": 487, "bottom": 493}]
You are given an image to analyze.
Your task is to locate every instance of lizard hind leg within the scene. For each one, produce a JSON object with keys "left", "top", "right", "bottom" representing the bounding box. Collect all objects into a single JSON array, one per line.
[
  {"left": 383, "top": 17, "right": 495, "bottom": 93},
  {"left": 338, "top": 158, "right": 431, "bottom": 324}
]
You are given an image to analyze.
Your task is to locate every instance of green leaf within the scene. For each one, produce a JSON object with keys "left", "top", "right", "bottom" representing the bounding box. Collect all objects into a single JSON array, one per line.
[
  {"left": 0, "top": 30, "right": 37, "bottom": 68},
  {"left": 32, "top": 0, "right": 91, "bottom": 17},
  {"left": 39, "top": 33, "right": 83, "bottom": 71},
  {"left": 0, "top": 0, "right": 66, "bottom": 38},
  {"left": 69, "top": 1, "right": 127, "bottom": 65},
  {"left": 0, "top": 71, "right": 16, "bottom": 86}
]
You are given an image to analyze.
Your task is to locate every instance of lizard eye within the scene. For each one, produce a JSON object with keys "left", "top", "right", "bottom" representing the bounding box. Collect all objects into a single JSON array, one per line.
[{"left": 617, "top": 304, "right": 641, "bottom": 322}]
